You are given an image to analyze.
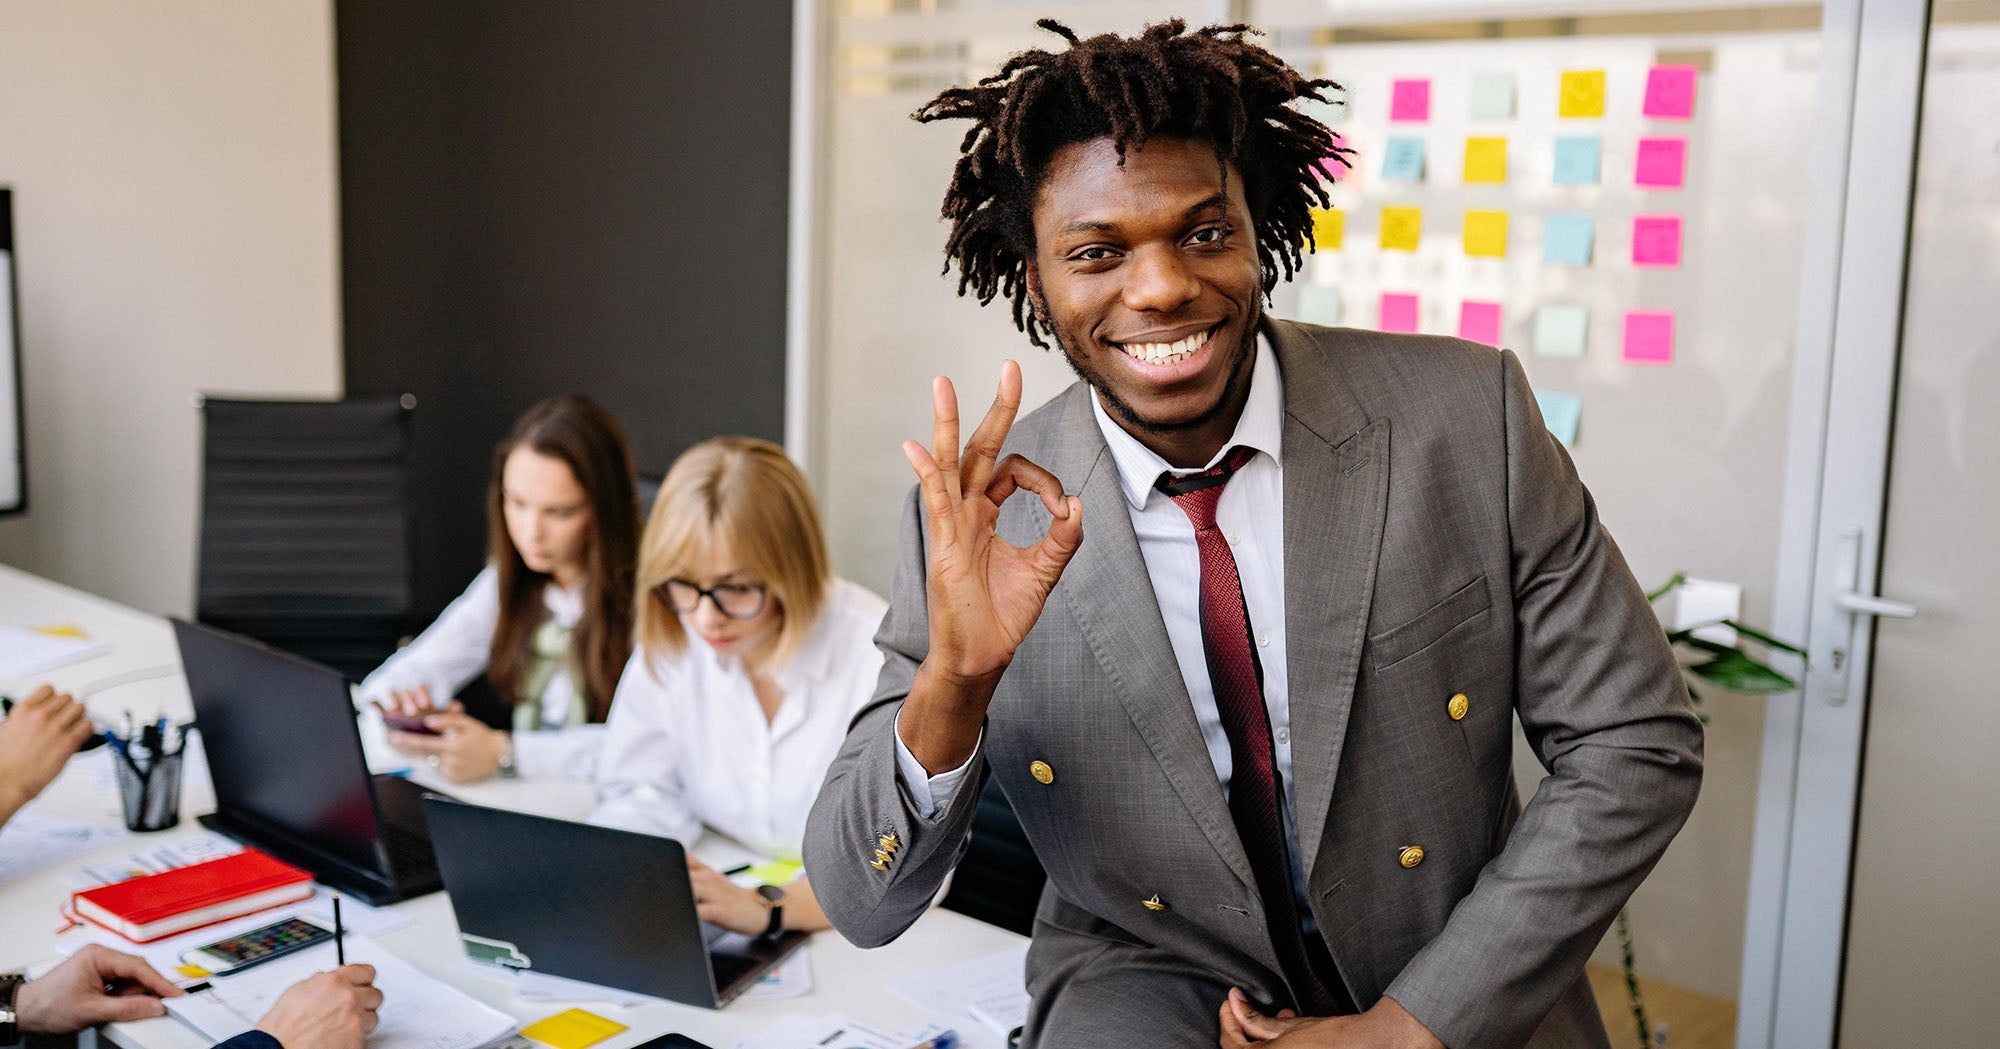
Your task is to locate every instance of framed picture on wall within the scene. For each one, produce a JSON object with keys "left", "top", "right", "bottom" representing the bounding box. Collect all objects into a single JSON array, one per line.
[{"left": 0, "top": 188, "right": 22, "bottom": 515}]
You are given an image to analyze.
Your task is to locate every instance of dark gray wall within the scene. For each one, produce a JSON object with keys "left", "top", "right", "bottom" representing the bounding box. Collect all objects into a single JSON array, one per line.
[{"left": 337, "top": 0, "right": 792, "bottom": 617}]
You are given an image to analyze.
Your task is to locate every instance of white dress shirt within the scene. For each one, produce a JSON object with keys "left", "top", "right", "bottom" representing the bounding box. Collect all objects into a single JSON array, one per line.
[
  {"left": 896, "top": 336, "right": 1309, "bottom": 903},
  {"left": 357, "top": 564, "right": 603, "bottom": 780},
  {"left": 590, "top": 578, "right": 888, "bottom": 859}
]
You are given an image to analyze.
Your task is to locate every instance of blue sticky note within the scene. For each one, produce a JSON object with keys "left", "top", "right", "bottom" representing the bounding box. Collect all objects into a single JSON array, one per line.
[
  {"left": 1543, "top": 213, "right": 1595, "bottom": 266},
  {"left": 1535, "top": 390, "right": 1583, "bottom": 448},
  {"left": 1381, "top": 136, "right": 1427, "bottom": 183},
  {"left": 1552, "top": 136, "right": 1601, "bottom": 186}
]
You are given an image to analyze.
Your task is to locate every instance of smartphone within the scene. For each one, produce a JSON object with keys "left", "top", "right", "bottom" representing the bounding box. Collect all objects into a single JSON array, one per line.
[
  {"left": 181, "top": 915, "right": 335, "bottom": 975},
  {"left": 629, "top": 1036, "right": 716, "bottom": 1049},
  {"left": 381, "top": 712, "right": 440, "bottom": 735}
]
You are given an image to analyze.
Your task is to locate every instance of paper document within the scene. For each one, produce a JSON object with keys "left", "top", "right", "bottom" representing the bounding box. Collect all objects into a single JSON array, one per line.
[
  {"left": 735, "top": 951, "right": 811, "bottom": 1001},
  {"left": 886, "top": 942, "right": 1029, "bottom": 1040},
  {"left": 732, "top": 1014, "right": 950, "bottom": 1049},
  {"left": 166, "top": 936, "right": 516, "bottom": 1049},
  {"left": 0, "top": 624, "right": 107, "bottom": 680},
  {"left": 66, "top": 830, "right": 244, "bottom": 888},
  {"left": 513, "top": 969, "right": 661, "bottom": 1008},
  {"left": 0, "top": 812, "right": 127, "bottom": 885}
]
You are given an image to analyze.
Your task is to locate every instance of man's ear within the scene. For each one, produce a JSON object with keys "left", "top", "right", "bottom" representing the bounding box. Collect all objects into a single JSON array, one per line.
[{"left": 1024, "top": 262, "right": 1047, "bottom": 323}]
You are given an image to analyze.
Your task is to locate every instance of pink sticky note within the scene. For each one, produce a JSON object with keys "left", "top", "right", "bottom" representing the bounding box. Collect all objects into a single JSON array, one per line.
[
  {"left": 1643, "top": 65, "right": 1698, "bottom": 119},
  {"left": 1390, "top": 79, "right": 1431, "bottom": 123},
  {"left": 1635, "top": 136, "right": 1687, "bottom": 188},
  {"left": 1632, "top": 214, "right": 1683, "bottom": 267},
  {"left": 1623, "top": 310, "right": 1675, "bottom": 364},
  {"left": 1458, "top": 301, "right": 1502, "bottom": 347},
  {"left": 1380, "top": 292, "right": 1420, "bottom": 333}
]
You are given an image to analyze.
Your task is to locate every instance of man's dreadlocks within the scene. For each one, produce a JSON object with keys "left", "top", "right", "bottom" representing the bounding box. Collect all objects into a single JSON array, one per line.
[{"left": 916, "top": 18, "right": 1350, "bottom": 347}]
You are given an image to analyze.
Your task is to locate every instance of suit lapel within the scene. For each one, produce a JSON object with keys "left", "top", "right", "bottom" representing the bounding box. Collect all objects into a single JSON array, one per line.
[
  {"left": 1042, "top": 387, "right": 1257, "bottom": 893},
  {"left": 1266, "top": 319, "right": 1391, "bottom": 873}
]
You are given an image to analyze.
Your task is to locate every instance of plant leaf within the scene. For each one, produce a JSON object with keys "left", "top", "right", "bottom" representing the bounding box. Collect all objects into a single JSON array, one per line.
[
  {"left": 1646, "top": 572, "right": 1688, "bottom": 604},
  {"left": 1687, "top": 650, "right": 1800, "bottom": 693},
  {"left": 1718, "top": 619, "right": 1808, "bottom": 658}
]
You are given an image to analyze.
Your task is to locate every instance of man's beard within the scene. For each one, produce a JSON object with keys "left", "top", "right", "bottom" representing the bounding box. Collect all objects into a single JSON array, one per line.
[{"left": 1042, "top": 305, "right": 1261, "bottom": 437}]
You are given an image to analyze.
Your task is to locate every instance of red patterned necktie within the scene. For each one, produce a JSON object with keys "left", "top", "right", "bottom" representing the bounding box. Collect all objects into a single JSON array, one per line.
[{"left": 1158, "top": 446, "right": 1345, "bottom": 1016}]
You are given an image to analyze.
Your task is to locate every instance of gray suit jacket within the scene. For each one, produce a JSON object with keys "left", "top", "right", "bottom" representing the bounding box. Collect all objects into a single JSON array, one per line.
[{"left": 805, "top": 320, "right": 1703, "bottom": 1049}]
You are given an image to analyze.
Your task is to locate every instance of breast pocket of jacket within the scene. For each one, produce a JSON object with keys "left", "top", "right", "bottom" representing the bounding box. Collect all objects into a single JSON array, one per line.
[{"left": 1368, "top": 575, "right": 1493, "bottom": 672}]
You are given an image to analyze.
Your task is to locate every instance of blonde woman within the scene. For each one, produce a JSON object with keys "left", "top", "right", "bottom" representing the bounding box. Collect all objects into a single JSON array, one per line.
[{"left": 590, "top": 437, "right": 885, "bottom": 937}]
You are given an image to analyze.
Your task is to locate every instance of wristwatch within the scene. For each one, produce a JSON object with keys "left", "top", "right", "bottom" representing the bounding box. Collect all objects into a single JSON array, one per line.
[
  {"left": 1, "top": 971, "right": 28, "bottom": 1044},
  {"left": 754, "top": 884, "right": 786, "bottom": 939},
  {"left": 495, "top": 735, "right": 519, "bottom": 779}
]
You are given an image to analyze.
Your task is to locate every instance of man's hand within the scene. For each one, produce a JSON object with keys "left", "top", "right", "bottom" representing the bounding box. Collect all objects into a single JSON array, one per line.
[
  {"left": 14, "top": 944, "right": 182, "bottom": 1034},
  {"left": 386, "top": 709, "right": 505, "bottom": 783},
  {"left": 897, "top": 362, "right": 1084, "bottom": 773},
  {"left": 0, "top": 685, "right": 94, "bottom": 821},
  {"left": 1218, "top": 988, "right": 1445, "bottom": 1049},
  {"left": 254, "top": 965, "right": 381, "bottom": 1049}
]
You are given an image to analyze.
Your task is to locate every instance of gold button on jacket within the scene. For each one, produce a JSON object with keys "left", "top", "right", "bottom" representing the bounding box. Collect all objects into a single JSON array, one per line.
[
  {"left": 878, "top": 833, "right": 900, "bottom": 853},
  {"left": 1399, "top": 845, "right": 1426, "bottom": 868},
  {"left": 1030, "top": 760, "right": 1055, "bottom": 785},
  {"left": 1141, "top": 894, "right": 1167, "bottom": 912},
  {"left": 1448, "top": 693, "right": 1470, "bottom": 721}
]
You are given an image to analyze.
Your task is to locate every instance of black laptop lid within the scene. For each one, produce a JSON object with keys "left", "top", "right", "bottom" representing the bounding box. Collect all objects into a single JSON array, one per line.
[
  {"left": 173, "top": 619, "right": 384, "bottom": 877},
  {"left": 421, "top": 796, "right": 718, "bottom": 1005}
]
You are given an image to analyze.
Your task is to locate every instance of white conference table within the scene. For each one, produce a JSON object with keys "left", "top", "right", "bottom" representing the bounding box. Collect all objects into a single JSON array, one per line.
[{"left": 0, "top": 563, "right": 1024, "bottom": 1049}]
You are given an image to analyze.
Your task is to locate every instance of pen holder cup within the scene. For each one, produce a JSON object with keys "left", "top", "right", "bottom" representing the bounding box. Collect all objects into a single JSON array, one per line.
[{"left": 112, "top": 749, "right": 183, "bottom": 833}]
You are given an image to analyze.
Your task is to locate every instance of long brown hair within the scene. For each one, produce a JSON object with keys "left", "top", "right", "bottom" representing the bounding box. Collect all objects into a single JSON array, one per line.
[{"left": 485, "top": 396, "right": 638, "bottom": 721}]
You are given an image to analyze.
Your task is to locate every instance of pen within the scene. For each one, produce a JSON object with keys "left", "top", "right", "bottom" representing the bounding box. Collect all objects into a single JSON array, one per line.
[
  {"left": 721, "top": 863, "right": 753, "bottom": 876},
  {"left": 901, "top": 1033, "right": 958, "bottom": 1049},
  {"left": 333, "top": 893, "right": 345, "bottom": 965}
]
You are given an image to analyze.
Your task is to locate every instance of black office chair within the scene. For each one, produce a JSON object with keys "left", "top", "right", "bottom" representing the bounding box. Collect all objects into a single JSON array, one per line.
[
  {"left": 939, "top": 777, "right": 1048, "bottom": 936},
  {"left": 195, "top": 395, "right": 417, "bottom": 679}
]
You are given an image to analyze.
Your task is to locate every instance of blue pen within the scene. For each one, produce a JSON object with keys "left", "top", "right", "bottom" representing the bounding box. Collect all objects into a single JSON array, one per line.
[{"left": 902, "top": 1033, "right": 958, "bottom": 1049}]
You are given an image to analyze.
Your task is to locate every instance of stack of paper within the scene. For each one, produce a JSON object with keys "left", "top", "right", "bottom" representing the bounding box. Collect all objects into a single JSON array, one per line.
[
  {"left": 166, "top": 936, "right": 516, "bottom": 1049},
  {"left": 0, "top": 812, "right": 126, "bottom": 885},
  {"left": 0, "top": 625, "right": 107, "bottom": 679},
  {"left": 886, "top": 943, "right": 1029, "bottom": 1044}
]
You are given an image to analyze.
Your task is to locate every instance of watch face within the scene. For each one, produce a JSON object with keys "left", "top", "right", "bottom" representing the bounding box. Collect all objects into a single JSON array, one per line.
[{"left": 756, "top": 884, "right": 786, "bottom": 905}]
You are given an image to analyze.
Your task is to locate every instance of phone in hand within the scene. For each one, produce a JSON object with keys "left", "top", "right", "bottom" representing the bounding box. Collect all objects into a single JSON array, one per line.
[
  {"left": 181, "top": 915, "right": 335, "bottom": 975},
  {"left": 381, "top": 712, "right": 440, "bottom": 735}
]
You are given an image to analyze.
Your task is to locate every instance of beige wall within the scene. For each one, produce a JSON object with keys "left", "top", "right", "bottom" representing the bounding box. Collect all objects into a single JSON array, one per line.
[{"left": 0, "top": 0, "right": 342, "bottom": 616}]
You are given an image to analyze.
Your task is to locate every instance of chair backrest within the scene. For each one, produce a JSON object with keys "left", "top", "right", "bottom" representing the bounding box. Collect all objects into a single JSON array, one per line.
[
  {"left": 939, "top": 776, "right": 1048, "bottom": 937},
  {"left": 196, "top": 395, "right": 416, "bottom": 675}
]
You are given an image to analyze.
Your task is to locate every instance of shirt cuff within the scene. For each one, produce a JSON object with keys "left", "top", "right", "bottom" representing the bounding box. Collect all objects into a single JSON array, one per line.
[{"left": 892, "top": 708, "right": 980, "bottom": 819}]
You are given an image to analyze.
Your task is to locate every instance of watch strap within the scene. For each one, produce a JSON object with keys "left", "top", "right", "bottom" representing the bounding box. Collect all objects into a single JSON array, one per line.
[{"left": 1, "top": 971, "right": 28, "bottom": 1043}]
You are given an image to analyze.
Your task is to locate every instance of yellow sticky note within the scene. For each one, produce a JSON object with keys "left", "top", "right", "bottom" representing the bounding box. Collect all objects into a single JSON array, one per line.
[
  {"left": 31, "top": 623, "right": 88, "bottom": 639},
  {"left": 1462, "top": 137, "right": 1508, "bottom": 183},
  {"left": 1463, "top": 210, "right": 1509, "bottom": 258},
  {"left": 175, "top": 964, "right": 212, "bottom": 979},
  {"left": 1379, "top": 206, "right": 1422, "bottom": 252},
  {"left": 747, "top": 859, "right": 803, "bottom": 885},
  {"left": 1559, "top": 70, "right": 1606, "bottom": 118},
  {"left": 521, "top": 1009, "right": 628, "bottom": 1049},
  {"left": 1308, "top": 208, "right": 1344, "bottom": 252}
]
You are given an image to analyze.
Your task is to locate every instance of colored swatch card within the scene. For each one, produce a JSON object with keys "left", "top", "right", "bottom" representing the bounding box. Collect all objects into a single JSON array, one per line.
[
  {"left": 520, "top": 1009, "right": 629, "bottom": 1049},
  {"left": 1635, "top": 136, "right": 1688, "bottom": 188},
  {"left": 1380, "top": 293, "right": 1420, "bottom": 333},
  {"left": 1390, "top": 78, "right": 1431, "bottom": 122},
  {"left": 1542, "top": 213, "right": 1595, "bottom": 266},
  {"left": 1381, "top": 137, "right": 1427, "bottom": 182},
  {"left": 1297, "top": 284, "right": 1344, "bottom": 326},
  {"left": 1462, "top": 137, "right": 1508, "bottom": 184},
  {"left": 1462, "top": 210, "right": 1508, "bottom": 258},
  {"left": 1535, "top": 303, "right": 1589, "bottom": 358},
  {"left": 1380, "top": 206, "right": 1423, "bottom": 252},
  {"left": 1309, "top": 207, "right": 1345, "bottom": 251},
  {"left": 1559, "top": 70, "right": 1607, "bottom": 118},
  {"left": 1632, "top": 214, "right": 1683, "bottom": 267},
  {"left": 1469, "top": 72, "right": 1517, "bottom": 119},
  {"left": 1643, "top": 65, "right": 1698, "bottom": 119},
  {"left": 1623, "top": 310, "right": 1675, "bottom": 364},
  {"left": 1552, "top": 136, "right": 1601, "bottom": 185},
  {"left": 1534, "top": 390, "right": 1583, "bottom": 448},
  {"left": 1459, "top": 301, "right": 1503, "bottom": 347}
]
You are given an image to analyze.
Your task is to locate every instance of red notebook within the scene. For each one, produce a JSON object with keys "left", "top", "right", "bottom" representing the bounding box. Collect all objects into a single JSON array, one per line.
[{"left": 71, "top": 849, "right": 316, "bottom": 943}]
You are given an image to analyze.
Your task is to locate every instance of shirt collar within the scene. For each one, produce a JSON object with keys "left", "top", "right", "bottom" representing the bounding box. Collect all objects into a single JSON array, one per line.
[
  {"left": 1088, "top": 331, "right": 1285, "bottom": 511},
  {"left": 542, "top": 577, "right": 585, "bottom": 628}
]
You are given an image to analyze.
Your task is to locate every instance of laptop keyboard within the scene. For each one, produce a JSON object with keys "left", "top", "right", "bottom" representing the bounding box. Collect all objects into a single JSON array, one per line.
[{"left": 711, "top": 951, "right": 763, "bottom": 991}]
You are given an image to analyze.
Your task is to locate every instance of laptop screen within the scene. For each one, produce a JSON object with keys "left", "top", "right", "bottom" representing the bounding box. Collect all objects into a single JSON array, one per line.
[{"left": 173, "top": 620, "right": 383, "bottom": 877}]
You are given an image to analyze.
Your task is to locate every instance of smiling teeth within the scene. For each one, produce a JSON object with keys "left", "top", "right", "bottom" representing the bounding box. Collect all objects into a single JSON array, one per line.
[{"left": 1121, "top": 329, "right": 1209, "bottom": 365}]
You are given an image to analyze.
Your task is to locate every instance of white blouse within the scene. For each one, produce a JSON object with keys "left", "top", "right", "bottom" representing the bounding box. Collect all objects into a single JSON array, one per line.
[
  {"left": 589, "top": 578, "right": 888, "bottom": 859},
  {"left": 356, "top": 565, "right": 604, "bottom": 780}
]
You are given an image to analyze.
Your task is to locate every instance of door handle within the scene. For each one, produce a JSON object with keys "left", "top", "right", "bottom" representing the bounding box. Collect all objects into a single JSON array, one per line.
[
  {"left": 1832, "top": 592, "right": 1917, "bottom": 619},
  {"left": 1824, "top": 528, "right": 1919, "bottom": 705}
]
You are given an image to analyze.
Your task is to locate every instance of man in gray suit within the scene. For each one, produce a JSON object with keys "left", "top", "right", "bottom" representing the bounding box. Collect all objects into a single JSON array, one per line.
[{"left": 804, "top": 21, "right": 1702, "bottom": 1049}]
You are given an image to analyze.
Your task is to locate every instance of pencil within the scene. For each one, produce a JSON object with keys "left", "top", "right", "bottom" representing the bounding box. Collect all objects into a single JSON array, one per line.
[{"left": 333, "top": 894, "right": 345, "bottom": 965}]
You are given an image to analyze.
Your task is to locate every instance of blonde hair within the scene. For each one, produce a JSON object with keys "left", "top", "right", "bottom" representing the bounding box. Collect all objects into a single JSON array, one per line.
[{"left": 638, "top": 436, "right": 832, "bottom": 670}]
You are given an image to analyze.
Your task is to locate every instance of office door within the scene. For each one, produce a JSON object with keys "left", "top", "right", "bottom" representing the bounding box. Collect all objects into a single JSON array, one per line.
[{"left": 1832, "top": 6, "right": 2000, "bottom": 1045}]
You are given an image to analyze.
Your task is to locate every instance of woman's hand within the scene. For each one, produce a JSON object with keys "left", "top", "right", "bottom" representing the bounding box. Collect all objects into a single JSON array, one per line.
[
  {"left": 386, "top": 709, "right": 505, "bottom": 783},
  {"left": 371, "top": 686, "right": 435, "bottom": 719},
  {"left": 686, "top": 856, "right": 773, "bottom": 935}
]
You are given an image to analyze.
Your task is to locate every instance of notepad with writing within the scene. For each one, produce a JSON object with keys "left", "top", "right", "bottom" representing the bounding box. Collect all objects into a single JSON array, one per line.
[{"left": 71, "top": 849, "right": 314, "bottom": 943}]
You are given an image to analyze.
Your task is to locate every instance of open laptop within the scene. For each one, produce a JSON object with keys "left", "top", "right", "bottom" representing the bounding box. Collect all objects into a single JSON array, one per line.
[
  {"left": 421, "top": 796, "right": 808, "bottom": 1008},
  {"left": 172, "top": 619, "right": 446, "bottom": 906}
]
